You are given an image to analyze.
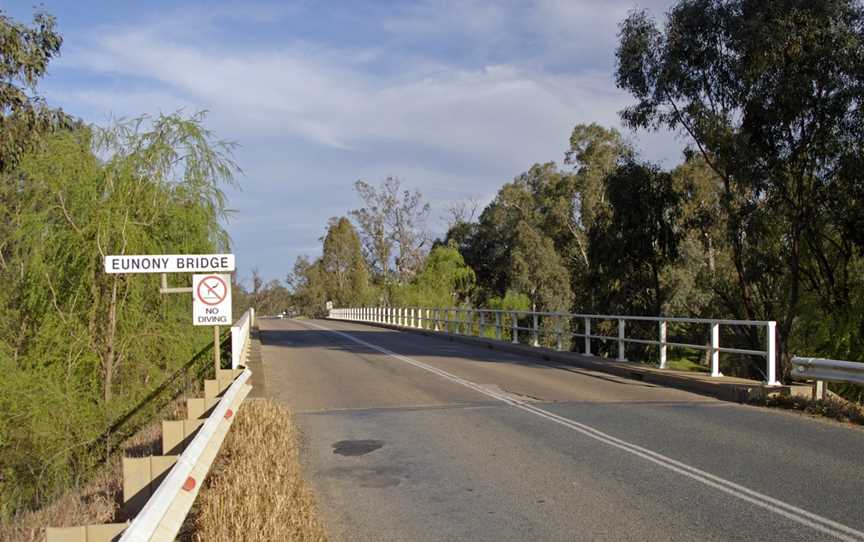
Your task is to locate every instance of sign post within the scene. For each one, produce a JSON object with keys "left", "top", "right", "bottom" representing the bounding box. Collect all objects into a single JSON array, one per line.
[{"left": 192, "top": 273, "right": 233, "bottom": 375}]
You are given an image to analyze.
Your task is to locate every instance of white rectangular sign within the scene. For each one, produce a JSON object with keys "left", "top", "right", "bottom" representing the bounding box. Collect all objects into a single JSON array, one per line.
[
  {"left": 104, "top": 254, "right": 235, "bottom": 274},
  {"left": 193, "top": 274, "right": 232, "bottom": 326}
]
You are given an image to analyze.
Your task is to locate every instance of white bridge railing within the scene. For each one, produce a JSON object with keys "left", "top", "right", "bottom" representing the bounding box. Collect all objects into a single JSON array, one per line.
[
  {"left": 329, "top": 306, "right": 779, "bottom": 386},
  {"left": 231, "top": 308, "right": 255, "bottom": 369}
]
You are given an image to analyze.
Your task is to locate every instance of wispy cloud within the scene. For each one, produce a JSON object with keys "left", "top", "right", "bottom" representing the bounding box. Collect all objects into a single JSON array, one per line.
[{"left": 41, "top": 0, "right": 681, "bottom": 280}]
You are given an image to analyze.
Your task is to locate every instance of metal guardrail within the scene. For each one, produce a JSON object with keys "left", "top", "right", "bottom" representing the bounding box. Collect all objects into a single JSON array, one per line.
[
  {"left": 791, "top": 357, "right": 864, "bottom": 386},
  {"left": 329, "top": 306, "right": 780, "bottom": 386},
  {"left": 47, "top": 310, "right": 256, "bottom": 542},
  {"left": 119, "top": 368, "right": 252, "bottom": 542}
]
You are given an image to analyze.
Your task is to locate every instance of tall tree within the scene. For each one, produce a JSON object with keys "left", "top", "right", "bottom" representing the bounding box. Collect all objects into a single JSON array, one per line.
[
  {"left": 0, "top": 9, "right": 70, "bottom": 173},
  {"left": 351, "top": 177, "right": 430, "bottom": 289},
  {"left": 589, "top": 160, "right": 681, "bottom": 316},
  {"left": 320, "top": 216, "right": 371, "bottom": 307},
  {"left": 510, "top": 222, "right": 573, "bottom": 313},
  {"left": 616, "top": 0, "right": 864, "bottom": 374}
]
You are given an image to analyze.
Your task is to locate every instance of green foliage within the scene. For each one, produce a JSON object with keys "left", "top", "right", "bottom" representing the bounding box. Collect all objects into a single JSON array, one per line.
[
  {"left": 589, "top": 159, "right": 681, "bottom": 316},
  {"left": 392, "top": 244, "right": 475, "bottom": 308},
  {"left": 487, "top": 290, "right": 531, "bottom": 312},
  {"left": 0, "top": 111, "right": 237, "bottom": 516},
  {"left": 616, "top": 0, "right": 864, "bottom": 375},
  {"left": 288, "top": 217, "right": 375, "bottom": 317},
  {"left": 321, "top": 217, "right": 372, "bottom": 307},
  {"left": 0, "top": 9, "right": 72, "bottom": 172}
]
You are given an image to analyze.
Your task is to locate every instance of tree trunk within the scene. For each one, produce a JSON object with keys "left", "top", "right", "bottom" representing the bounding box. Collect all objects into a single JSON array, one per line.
[{"left": 103, "top": 275, "right": 119, "bottom": 402}]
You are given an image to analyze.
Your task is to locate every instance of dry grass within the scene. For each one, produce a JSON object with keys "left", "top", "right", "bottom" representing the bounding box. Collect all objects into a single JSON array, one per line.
[
  {"left": 0, "top": 402, "right": 179, "bottom": 542},
  {"left": 766, "top": 393, "right": 864, "bottom": 426},
  {"left": 181, "top": 399, "right": 328, "bottom": 542}
]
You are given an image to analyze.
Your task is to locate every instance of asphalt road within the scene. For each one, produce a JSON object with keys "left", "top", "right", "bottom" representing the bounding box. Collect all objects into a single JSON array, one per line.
[{"left": 257, "top": 318, "right": 864, "bottom": 542}]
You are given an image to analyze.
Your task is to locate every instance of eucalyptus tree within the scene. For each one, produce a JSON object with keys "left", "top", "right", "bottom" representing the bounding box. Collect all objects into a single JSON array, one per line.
[
  {"left": 351, "top": 176, "right": 430, "bottom": 290},
  {"left": 0, "top": 9, "right": 71, "bottom": 173},
  {"left": 616, "top": 0, "right": 864, "bottom": 372}
]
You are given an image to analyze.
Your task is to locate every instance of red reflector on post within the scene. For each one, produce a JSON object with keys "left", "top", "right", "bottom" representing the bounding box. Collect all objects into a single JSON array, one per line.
[
  {"left": 182, "top": 476, "right": 196, "bottom": 491},
  {"left": 224, "top": 408, "right": 233, "bottom": 419}
]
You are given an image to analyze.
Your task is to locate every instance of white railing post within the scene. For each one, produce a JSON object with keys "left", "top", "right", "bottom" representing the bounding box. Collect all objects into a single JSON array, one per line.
[
  {"left": 618, "top": 319, "right": 626, "bottom": 361},
  {"left": 479, "top": 311, "right": 485, "bottom": 338},
  {"left": 532, "top": 313, "right": 539, "bottom": 347},
  {"left": 766, "top": 321, "right": 778, "bottom": 385},
  {"left": 556, "top": 315, "right": 563, "bottom": 351},
  {"left": 584, "top": 317, "right": 591, "bottom": 356},
  {"left": 511, "top": 312, "right": 518, "bottom": 344},
  {"left": 495, "top": 312, "right": 501, "bottom": 340},
  {"left": 659, "top": 320, "right": 668, "bottom": 369},
  {"left": 710, "top": 322, "right": 722, "bottom": 377},
  {"left": 434, "top": 308, "right": 440, "bottom": 332}
]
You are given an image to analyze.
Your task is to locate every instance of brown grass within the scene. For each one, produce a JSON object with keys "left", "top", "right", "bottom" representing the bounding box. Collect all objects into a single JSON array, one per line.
[
  {"left": 181, "top": 399, "right": 328, "bottom": 542},
  {"left": 766, "top": 393, "right": 864, "bottom": 426},
  {"left": 0, "top": 401, "right": 181, "bottom": 542}
]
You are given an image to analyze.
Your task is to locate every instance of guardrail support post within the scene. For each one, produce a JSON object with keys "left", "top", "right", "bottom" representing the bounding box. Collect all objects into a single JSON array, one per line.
[
  {"left": 766, "top": 321, "right": 779, "bottom": 385},
  {"left": 710, "top": 322, "right": 722, "bottom": 377},
  {"left": 495, "top": 312, "right": 501, "bottom": 341},
  {"left": 512, "top": 312, "right": 518, "bottom": 344},
  {"left": 617, "top": 319, "right": 626, "bottom": 361},
  {"left": 434, "top": 309, "right": 440, "bottom": 331},
  {"left": 479, "top": 311, "right": 485, "bottom": 337},
  {"left": 659, "top": 320, "right": 668, "bottom": 369},
  {"left": 584, "top": 317, "right": 591, "bottom": 356}
]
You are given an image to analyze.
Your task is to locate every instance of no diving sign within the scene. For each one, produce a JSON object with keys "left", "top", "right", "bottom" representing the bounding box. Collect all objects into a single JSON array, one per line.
[{"left": 193, "top": 274, "right": 232, "bottom": 326}]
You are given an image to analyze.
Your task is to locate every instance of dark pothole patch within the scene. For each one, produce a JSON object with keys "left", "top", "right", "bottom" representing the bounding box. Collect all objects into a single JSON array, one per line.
[{"left": 332, "top": 439, "right": 385, "bottom": 456}]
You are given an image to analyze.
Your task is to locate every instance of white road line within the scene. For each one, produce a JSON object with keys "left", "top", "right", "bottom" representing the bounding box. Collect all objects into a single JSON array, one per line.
[{"left": 299, "top": 319, "right": 864, "bottom": 542}]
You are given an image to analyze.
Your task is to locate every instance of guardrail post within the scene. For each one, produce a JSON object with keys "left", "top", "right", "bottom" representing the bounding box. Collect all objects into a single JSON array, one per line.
[
  {"left": 511, "top": 312, "right": 518, "bottom": 344},
  {"left": 495, "top": 312, "right": 501, "bottom": 340},
  {"left": 659, "top": 320, "right": 668, "bottom": 369},
  {"left": 410, "top": 307, "right": 415, "bottom": 328},
  {"left": 710, "top": 322, "right": 722, "bottom": 377},
  {"left": 618, "top": 319, "right": 626, "bottom": 361},
  {"left": 584, "top": 317, "right": 591, "bottom": 356},
  {"left": 766, "top": 321, "right": 779, "bottom": 385},
  {"left": 434, "top": 308, "right": 440, "bottom": 331},
  {"left": 479, "top": 311, "right": 485, "bottom": 338},
  {"left": 556, "top": 315, "right": 563, "bottom": 351},
  {"left": 532, "top": 313, "right": 539, "bottom": 347}
]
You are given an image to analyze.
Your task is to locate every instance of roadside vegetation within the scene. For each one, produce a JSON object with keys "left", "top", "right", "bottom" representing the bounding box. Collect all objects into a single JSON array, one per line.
[
  {"left": 181, "top": 399, "right": 328, "bottom": 542},
  {"left": 289, "top": 1, "right": 864, "bottom": 403},
  {"left": 0, "top": 9, "right": 243, "bottom": 520},
  {"left": 0, "top": 400, "right": 181, "bottom": 542}
]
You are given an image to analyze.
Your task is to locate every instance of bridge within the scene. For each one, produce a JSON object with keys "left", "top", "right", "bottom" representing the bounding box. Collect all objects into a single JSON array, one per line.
[{"left": 256, "top": 316, "right": 864, "bottom": 542}]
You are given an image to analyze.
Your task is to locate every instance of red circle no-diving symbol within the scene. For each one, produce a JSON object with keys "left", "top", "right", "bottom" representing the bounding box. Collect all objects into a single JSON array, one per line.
[{"left": 196, "top": 275, "right": 228, "bottom": 306}]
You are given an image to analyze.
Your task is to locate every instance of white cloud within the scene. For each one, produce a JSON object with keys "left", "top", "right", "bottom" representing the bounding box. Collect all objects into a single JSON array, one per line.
[{"left": 45, "top": 0, "right": 683, "bottom": 280}]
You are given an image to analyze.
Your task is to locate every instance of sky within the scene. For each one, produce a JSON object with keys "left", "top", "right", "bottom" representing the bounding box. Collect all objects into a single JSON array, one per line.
[{"left": 3, "top": 0, "right": 684, "bottom": 285}]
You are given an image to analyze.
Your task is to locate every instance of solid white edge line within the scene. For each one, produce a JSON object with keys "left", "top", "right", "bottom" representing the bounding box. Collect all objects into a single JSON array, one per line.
[{"left": 299, "top": 319, "right": 864, "bottom": 542}]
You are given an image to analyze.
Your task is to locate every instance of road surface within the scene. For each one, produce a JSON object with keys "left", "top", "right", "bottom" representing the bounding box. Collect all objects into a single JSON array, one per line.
[{"left": 257, "top": 318, "right": 864, "bottom": 542}]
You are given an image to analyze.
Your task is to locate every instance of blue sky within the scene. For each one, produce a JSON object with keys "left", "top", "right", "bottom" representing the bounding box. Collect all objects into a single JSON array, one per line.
[{"left": 4, "top": 0, "right": 682, "bottom": 285}]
